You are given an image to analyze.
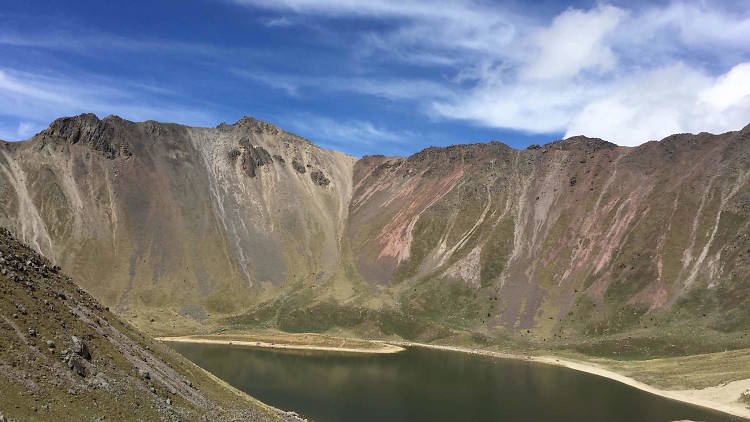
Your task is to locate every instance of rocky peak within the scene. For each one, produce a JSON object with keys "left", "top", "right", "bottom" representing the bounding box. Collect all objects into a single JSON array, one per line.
[
  {"left": 43, "top": 113, "right": 101, "bottom": 139},
  {"left": 38, "top": 113, "right": 131, "bottom": 159},
  {"left": 546, "top": 135, "right": 618, "bottom": 152},
  {"left": 230, "top": 116, "right": 282, "bottom": 136},
  {"left": 406, "top": 142, "right": 515, "bottom": 167}
]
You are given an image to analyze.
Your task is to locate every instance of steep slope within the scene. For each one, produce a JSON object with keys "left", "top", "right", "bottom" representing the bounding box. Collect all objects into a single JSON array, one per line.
[
  {"left": 0, "top": 114, "right": 355, "bottom": 331},
  {"left": 348, "top": 128, "right": 750, "bottom": 353},
  {"left": 0, "top": 227, "right": 300, "bottom": 421},
  {"left": 1, "top": 114, "right": 749, "bottom": 356}
]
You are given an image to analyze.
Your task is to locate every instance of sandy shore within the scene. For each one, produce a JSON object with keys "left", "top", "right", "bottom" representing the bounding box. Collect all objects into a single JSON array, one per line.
[
  {"left": 392, "top": 341, "right": 750, "bottom": 421},
  {"left": 158, "top": 335, "right": 405, "bottom": 354}
]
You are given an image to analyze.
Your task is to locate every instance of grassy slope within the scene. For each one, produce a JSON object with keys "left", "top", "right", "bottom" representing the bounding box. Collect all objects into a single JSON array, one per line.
[{"left": 0, "top": 228, "right": 295, "bottom": 422}]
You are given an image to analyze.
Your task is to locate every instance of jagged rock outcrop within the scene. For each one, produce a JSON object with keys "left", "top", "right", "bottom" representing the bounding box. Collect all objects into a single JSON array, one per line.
[
  {"left": 238, "top": 138, "right": 273, "bottom": 178},
  {"left": 40, "top": 113, "right": 132, "bottom": 159}
]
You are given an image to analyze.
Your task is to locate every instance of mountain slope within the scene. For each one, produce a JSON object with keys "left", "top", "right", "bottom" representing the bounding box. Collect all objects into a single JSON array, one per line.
[
  {"left": 0, "top": 227, "right": 300, "bottom": 421},
  {"left": 1, "top": 114, "right": 749, "bottom": 356},
  {"left": 347, "top": 129, "right": 750, "bottom": 353},
  {"left": 0, "top": 114, "right": 355, "bottom": 332}
]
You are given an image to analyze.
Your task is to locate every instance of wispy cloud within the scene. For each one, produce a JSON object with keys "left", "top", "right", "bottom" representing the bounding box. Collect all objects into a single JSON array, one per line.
[
  {"left": 230, "top": 0, "right": 750, "bottom": 145},
  {"left": 0, "top": 26, "right": 271, "bottom": 62},
  {"left": 520, "top": 5, "right": 626, "bottom": 81},
  {"left": 279, "top": 113, "right": 418, "bottom": 156},
  {"left": 230, "top": 67, "right": 454, "bottom": 101},
  {"left": 263, "top": 16, "right": 293, "bottom": 27},
  {"left": 0, "top": 68, "right": 220, "bottom": 140},
  {"left": 3, "top": 1, "right": 749, "bottom": 151},
  {"left": 15, "top": 121, "right": 38, "bottom": 137}
]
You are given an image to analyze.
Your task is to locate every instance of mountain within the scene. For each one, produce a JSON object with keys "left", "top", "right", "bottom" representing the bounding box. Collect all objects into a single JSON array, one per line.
[
  {"left": 0, "top": 227, "right": 301, "bottom": 421},
  {"left": 0, "top": 114, "right": 355, "bottom": 334},
  {"left": 1, "top": 114, "right": 749, "bottom": 356}
]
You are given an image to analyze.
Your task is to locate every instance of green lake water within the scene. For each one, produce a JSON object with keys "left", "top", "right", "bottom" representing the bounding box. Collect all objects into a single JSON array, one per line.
[{"left": 172, "top": 343, "right": 741, "bottom": 422}]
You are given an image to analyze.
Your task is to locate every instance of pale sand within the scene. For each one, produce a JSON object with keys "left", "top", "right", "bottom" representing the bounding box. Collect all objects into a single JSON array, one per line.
[
  {"left": 157, "top": 335, "right": 405, "bottom": 354},
  {"left": 393, "top": 341, "right": 750, "bottom": 421}
]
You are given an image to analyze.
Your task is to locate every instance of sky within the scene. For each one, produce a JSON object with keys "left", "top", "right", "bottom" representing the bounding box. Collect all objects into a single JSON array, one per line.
[{"left": 1, "top": 1, "right": 749, "bottom": 156}]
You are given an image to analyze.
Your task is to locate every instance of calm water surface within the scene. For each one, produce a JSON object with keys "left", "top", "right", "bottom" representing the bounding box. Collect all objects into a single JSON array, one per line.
[{"left": 172, "top": 343, "right": 739, "bottom": 422}]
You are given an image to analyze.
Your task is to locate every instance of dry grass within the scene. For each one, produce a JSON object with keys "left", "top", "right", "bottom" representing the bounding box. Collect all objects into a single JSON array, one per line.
[{"left": 591, "top": 349, "right": 750, "bottom": 390}]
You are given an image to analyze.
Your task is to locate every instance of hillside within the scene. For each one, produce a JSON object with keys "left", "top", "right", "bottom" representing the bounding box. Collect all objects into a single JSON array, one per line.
[
  {"left": 0, "top": 227, "right": 300, "bottom": 421},
  {"left": 1, "top": 114, "right": 749, "bottom": 357},
  {"left": 0, "top": 114, "right": 355, "bottom": 334}
]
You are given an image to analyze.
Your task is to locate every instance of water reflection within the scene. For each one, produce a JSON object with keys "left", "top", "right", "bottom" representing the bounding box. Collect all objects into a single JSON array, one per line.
[{"left": 172, "top": 343, "right": 738, "bottom": 422}]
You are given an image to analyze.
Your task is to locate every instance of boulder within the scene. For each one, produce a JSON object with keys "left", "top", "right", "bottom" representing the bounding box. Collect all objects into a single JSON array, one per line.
[
  {"left": 71, "top": 336, "right": 91, "bottom": 360},
  {"left": 68, "top": 355, "right": 86, "bottom": 377},
  {"left": 292, "top": 159, "right": 306, "bottom": 174},
  {"left": 310, "top": 170, "right": 330, "bottom": 186}
]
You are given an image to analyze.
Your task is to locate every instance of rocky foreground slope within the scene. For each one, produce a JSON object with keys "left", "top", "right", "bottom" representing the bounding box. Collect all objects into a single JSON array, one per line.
[
  {"left": 1, "top": 114, "right": 749, "bottom": 356},
  {"left": 0, "top": 228, "right": 299, "bottom": 421}
]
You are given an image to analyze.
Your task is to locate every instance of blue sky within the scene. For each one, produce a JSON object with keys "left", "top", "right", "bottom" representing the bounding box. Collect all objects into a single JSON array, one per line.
[{"left": 1, "top": 1, "right": 749, "bottom": 156}]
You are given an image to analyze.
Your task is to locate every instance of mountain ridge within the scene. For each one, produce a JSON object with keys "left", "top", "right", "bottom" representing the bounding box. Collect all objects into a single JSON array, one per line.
[{"left": 1, "top": 113, "right": 749, "bottom": 357}]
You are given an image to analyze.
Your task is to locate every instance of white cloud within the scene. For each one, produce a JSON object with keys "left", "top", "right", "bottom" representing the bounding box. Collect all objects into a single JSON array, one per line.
[
  {"left": 431, "top": 78, "right": 593, "bottom": 133},
  {"left": 636, "top": 2, "right": 750, "bottom": 50},
  {"left": 231, "top": 0, "right": 750, "bottom": 145},
  {"left": 4, "top": 1, "right": 750, "bottom": 148},
  {"left": 230, "top": 0, "right": 520, "bottom": 61},
  {"left": 699, "top": 63, "right": 750, "bottom": 112},
  {"left": 565, "top": 63, "right": 750, "bottom": 145},
  {"left": 521, "top": 5, "right": 626, "bottom": 81}
]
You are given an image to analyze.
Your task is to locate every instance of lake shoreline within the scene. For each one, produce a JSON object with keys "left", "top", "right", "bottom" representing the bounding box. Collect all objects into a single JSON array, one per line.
[
  {"left": 159, "top": 333, "right": 750, "bottom": 420},
  {"left": 157, "top": 335, "right": 405, "bottom": 354},
  {"left": 392, "top": 341, "right": 750, "bottom": 421}
]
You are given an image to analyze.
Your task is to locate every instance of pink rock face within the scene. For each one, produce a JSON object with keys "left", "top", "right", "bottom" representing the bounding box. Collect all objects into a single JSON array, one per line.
[
  {"left": 376, "top": 166, "right": 464, "bottom": 263},
  {"left": 348, "top": 128, "right": 750, "bottom": 331}
]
